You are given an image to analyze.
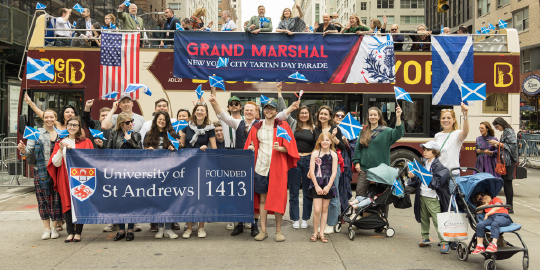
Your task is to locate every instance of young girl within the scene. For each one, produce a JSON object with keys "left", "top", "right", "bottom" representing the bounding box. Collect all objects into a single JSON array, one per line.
[
  {"left": 471, "top": 192, "right": 513, "bottom": 254},
  {"left": 308, "top": 132, "right": 338, "bottom": 243}
]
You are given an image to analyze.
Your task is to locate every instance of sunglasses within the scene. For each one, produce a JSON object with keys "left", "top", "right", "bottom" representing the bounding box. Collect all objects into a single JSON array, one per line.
[
  {"left": 197, "top": 102, "right": 207, "bottom": 106},
  {"left": 124, "top": 120, "right": 134, "bottom": 125},
  {"left": 390, "top": 29, "right": 398, "bottom": 31},
  {"left": 228, "top": 101, "right": 241, "bottom": 107},
  {"left": 335, "top": 114, "right": 345, "bottom": 119},
  {"left": 441, "top": 109, "right": 454, "bottom": 112}
]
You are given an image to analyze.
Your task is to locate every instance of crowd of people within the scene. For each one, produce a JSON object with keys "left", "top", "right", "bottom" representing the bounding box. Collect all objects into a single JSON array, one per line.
[{"left": 50, "top": 4, "right": 466, "bottom": 52}]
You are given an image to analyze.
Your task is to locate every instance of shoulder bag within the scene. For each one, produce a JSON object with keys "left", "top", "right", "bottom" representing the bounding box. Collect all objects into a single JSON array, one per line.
[{"left": 495, "top": 142, "right": 507, "bottom": 175}]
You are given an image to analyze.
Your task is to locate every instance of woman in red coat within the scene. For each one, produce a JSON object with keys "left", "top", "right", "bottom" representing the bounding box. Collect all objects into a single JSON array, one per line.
[{"left": 47, "top": 116, "right": 93, "bottom": 243}]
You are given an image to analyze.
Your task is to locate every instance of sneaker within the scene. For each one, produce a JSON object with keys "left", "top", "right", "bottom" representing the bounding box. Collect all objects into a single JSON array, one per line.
[
  {"left": 42, "top": 229, "right": 51, "bottom": 240},
  {"left": 182, "top": 229, "right": 192, "bottom": 239},
  {"left": 198, "top": 228, "right": 206, "bottom": 238},
  {"left": 244, "top": 223, "right": 252, "bottom": 229},
  {"left": 184, "top": 223, "right": 198, "bottom": 232},
  {"left": 103, "top": 224, "right": 118, "bottom": 232},
  {"left": 133, "top": 223, "right": 142, "bottom": 232},
  {"left": 255, "top": 231, "right": 268, "bottom": 241},
  {"left": 471, "top": 245, "right": 485, "bottom": 254},
  {"left": 50, "top": 229, "right": 59, "bottom": 239},
  {"left": 155, "top": 228, "right": 164, "bottom": 239},
  {"left": 149, "top": 223, "right": 158, "bottom": 232},
  {"left": 292, "top": 220, "right": 300, "bottom": 229},
  {"left": 165, "top": 230, "right": 179, "bottom": 239},
  {"left": 419, "top": 239, "right": 431, "bottom": 247},
  {"left": 324, "top": 226, "right": 333, "bottom": 234},
  {"left": 485, "top": 243, "right": 498, "bottom": 253},
  {"left": 301, "top": 220, "right": 308, "bottom": 229},
  {"left": 440, "top": 244, "right": 450, "bottom": 254},
  {"left": 275, "top": 232, "right": 285, "bottom": 242},
  {"left": 227, "top": 222, "right": 234, "bottom": 230}
]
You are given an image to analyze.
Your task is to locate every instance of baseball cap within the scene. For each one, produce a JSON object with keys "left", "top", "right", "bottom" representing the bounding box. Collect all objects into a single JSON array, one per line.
[
  {"left": 119, "top": 92, "right": 133, "bottom": 102},
  {"left": 263, "top": 101, "right": 278, "bottom": 109},
  {"left": 228, "top": 96, "right": 241, "bottom": 103},
  {"left": 420, "top": 140, "right": 441, "bottom": 150}
]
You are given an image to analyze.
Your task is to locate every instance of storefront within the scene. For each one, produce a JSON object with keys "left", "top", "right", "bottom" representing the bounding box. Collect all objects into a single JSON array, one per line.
[{"left": 520, "top": 74, "right": 540, "bottom": 133}]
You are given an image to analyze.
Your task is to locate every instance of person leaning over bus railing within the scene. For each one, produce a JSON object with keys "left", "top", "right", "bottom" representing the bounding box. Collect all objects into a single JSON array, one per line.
[
  {"left": 82, "top": 99, "right": 111, "bottom": 150},
  {"left": 47, "top": 116, "right": 94, "bottom": 243},
  {"left": 101, "top": 92, "right": 146, "bottom": 133},
  {"left": 390, "top": 24, "right": 405, "bottom": 51},
  {"left": 84, "top": 23, "right": 102, "bottom": 47},
  {"left": 221, "top": 10, "right": 238, "bottom": 31},
  {"left": 330, "top": 12, "right": 343, "bottom": 32},
  {"left": 340, "top": 14, "right": 371, "bottom": 35},
  {"left": 276, "top": 4, "right": 305, "bottom": 36},
  {"left": 245, "top": 5, "right": 272, "bottom": 35},
  {"left": 18, "top": 109, "right": 63, "bottom": 240},
  {"left": 54, "top": 8, "right": 73, "bottom": 47},
  {"left": 409, "top": 23, "right": 442, "bottom": 52},
  {"left": 161, "top": 8, "right": 180, "bottom": 46},
  {"left": 117, "top": 3, "right": 143, "bottom": 31},
  {"left": 190, "top": 6, "right": 213, "bottom": 31},
  {"left": 72, "top": 8, "right": 97, "bottom": 47},
  {"left": 315, "top": 14, "right": 338, "bottom": 36},
  {"left": 102, "top": 13, "right": 117, "bottom": 31}
]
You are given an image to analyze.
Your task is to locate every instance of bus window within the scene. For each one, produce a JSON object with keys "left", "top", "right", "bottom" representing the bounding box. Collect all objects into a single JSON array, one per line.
[
  {"left": 483, "top": 93, "right": 509, "bottom": 114},
  {"left": 25, "top": 90, "right": 84, "bottom": 128}
]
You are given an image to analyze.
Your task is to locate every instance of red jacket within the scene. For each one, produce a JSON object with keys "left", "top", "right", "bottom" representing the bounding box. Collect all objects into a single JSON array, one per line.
[
  {"left": 47, "top": 138, "right": 94, "bottom": 213},
  {"left": 244, "top": 119, "right": 300, "bottom": 214}
]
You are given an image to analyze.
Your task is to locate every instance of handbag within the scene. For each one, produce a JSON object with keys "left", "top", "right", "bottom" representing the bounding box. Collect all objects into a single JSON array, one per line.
[
  {"left": 437, "top": 195, "right": 468, "bottom": 241},
  {"left": 495, "top": 143, "right": 507, "bottom": 176}
]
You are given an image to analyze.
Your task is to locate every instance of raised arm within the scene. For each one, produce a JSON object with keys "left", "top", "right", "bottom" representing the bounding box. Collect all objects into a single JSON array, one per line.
[
  {"left": 24, "top": 93, "right": 45, "bottom": 119},
  {"left": 277, "top": 83, "right": 297, "bottom": 128},
  {"left": 459, "top": 102, "right": 469, "bottom": 142},
  {"left": 296, "top": 4, "right": 304, "bottom": 19},
  {"left": 101, "top": 101, "right": 118, "bottom": 130}
]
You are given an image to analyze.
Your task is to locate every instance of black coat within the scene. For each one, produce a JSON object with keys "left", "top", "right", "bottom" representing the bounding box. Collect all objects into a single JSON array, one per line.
[
  {"left": 407, "top": 157, "right": 451, "bottom": 223},
  {"left": 81, "top": 110, "right": 110, "bottom": 149},
  {"left": 74, "top": 18, "right": 98, "bottom": 36},
  {"left": 162, "top": 17, "right": 181, "bottom": 40},
  {"left": 107, "top": 130, "right": 143, "bottom": 149}
]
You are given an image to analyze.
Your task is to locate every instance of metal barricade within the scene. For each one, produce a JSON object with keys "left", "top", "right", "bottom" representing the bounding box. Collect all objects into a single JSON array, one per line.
[
  {"left": 0, "top": 138, "right": 32, "bottom": 187},
  {"left": 518, "top": 139, "right": 529, "bottom": 167}
]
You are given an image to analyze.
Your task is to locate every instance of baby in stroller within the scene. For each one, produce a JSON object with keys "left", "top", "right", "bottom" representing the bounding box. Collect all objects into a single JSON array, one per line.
[
  {"left": 471, "top": 191, "right": 513, "bottom": 254},
  {"left": 349, "top": 193, "right": 381, "bottom": 210}
]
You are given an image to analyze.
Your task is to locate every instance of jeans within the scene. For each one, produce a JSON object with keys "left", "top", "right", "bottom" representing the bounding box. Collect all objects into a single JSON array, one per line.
[
  {"left": 327, "top": 170, "right": 341, "bottom": 226},
  {"left": 477, "top": 213, "right": 512, "bottom": 239},
  {"left": 158, "top": 223, "right": 171, "bottom": 230},
  {"left": 353, "top": 196, "right": 372, "bottom": 209},
  {"left": 288, "top": 155, "right": 313, "bottom": 221},
  {"left": 119, "top": 223, "right": 134, "bottom": 231},
  {"left": 449, "top": 173, "right": 460, "bottom": 210}
]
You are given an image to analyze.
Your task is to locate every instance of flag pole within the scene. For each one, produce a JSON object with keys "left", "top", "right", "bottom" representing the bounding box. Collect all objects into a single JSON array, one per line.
[{"left": 211, "top": 73, "right": 216, "bottom": 96}]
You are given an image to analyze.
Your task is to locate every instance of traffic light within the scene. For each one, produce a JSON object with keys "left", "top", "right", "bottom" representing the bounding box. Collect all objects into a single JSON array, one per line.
[{"left": 438, "top": 0, "right": 449, "bottom": 12}]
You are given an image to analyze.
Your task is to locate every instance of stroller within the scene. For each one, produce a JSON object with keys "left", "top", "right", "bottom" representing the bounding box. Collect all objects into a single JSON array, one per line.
[
  {"left": 333, "top": 168, "right": 403, "bottom": 241},
  {"left": 450, "top": 167, "right": 529, "bottom": 270}
]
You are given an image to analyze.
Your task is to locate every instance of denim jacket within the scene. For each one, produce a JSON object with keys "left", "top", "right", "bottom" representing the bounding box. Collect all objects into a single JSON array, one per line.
[{"left": 23, "top": 128, "right": 54, "bottom": 166}]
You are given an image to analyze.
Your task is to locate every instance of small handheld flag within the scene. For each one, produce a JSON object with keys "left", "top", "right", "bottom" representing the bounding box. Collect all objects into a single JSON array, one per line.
[
  {"left": 167, "top": 132, "right": 180, "bottom": 150},
  {"left": 89, "top": 128, "right": 107, "bottom": 140},
  {"left": 23, "top": 126, "right": 41, "bottom": 141},
  {"left": 392, "top": 179, "right": 404, "bottom": 197},
  {"left": 36, "top": 2, "right": 46, "bottom": 9},
  {"left": 407, "top": 162, "right": 416, "bottom": 174},
  {"left": 259, "top": 17, "right": 270, "bottom": 24},
  {"left": 26, "top": 57, "right": 54, "bottom": 81},
  {"left": 374, "top": 26, "right": 378, "bottom": 34},
  {"left": 476, "top": 29, "right": 481, "bottom": 34},
  {"left": 288, "top": 71, "right": 308, "bottom": 82},
  {"left": 394, "top": 86, "right": 413, "bottom": 103},
  {"left": 413, "top": 159, "right": 433, "bottom": 186},
  {"left": 338, "top": 113, "right": 363, "bottom": 140},
  {"left": 309, "top": 26, "right": 314, "bottom": 32},
  {"left": 440, "top": 24, "right": 444, "bottom": 34},
  {"left": 298, "top": 90, "right": 304, "bottom": 101},
  {"left": 72, "top": 21, "right": 77, "bottom": 27},
  {"left": 126, "top": 130, "right": 133, "bottom": 135},
  {"left": 216, "top": 57, "right": 229, "bottom": 68},
  {"left": 488, "top": 23, "right": 496, "bottom": 31},
  {"left": 73, "top": 3, "right": 84, "bottom": 14},
  {"left": 195, "top": 84, "right": 204, "bottom": 100},
  {"left": 209, "top": 76, "right": 226, "bottom": 91},
  {"left": 125, "top": 84, "right": 152, "bottom": 96},
  {"left": 101, "top": 92, "right": 118, "bottom": 99},
  {"left": 260, "top": 95, "right": 270, "bottom": 104},
  {"left": 481, "top": 27, "right": 489, "bottom": 34},
  {"left": 123, "top": 0, "right": 131, "bottom": 6},
  {"left": 498, "top": 19, "right": 508, "bottom": 29},
  {"left": 172, "top": 120, "right": 188, "bottom": 133},
  {"left": 54, "top": 127, "right": 69, "bottom": 139},
  {"left": 176, "top": 23, "right": 184, "bottom": 30},
  {"left": 276, "top": 125, "right": 292, "bottom": 143},
  {"left": 461, "top": 83, "right": 486, "bottom": 101}
]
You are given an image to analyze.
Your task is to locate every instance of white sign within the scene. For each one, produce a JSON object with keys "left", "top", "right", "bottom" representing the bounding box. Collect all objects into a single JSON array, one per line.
[
  {"left": 9, "top": 84, "right": 21, "bottom": 136},
  {"left": 523, "top": 75, "right": 540, "bottom": 96}
]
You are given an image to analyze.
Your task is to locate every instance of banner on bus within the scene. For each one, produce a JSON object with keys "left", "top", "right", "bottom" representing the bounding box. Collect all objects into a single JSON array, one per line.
[
  {"left": 65, "top": 149, "right": 254, "bottom": 224},
  {"left": 173, "top": 32, "right": 396, "bottom": 83}
]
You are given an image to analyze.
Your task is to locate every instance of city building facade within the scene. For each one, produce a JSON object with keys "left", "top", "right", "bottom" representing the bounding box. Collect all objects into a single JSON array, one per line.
[
  {"left": 425, "top": 0, "right": 475, "bottom": 33},
  {"left": 218, "top": 0, "right": 239, "bottom": 31}
]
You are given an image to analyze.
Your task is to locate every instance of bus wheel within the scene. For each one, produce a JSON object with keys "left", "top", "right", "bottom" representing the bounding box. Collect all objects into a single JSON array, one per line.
[{"left": 390, "top": 149, "right": 419, "bottom": 171}]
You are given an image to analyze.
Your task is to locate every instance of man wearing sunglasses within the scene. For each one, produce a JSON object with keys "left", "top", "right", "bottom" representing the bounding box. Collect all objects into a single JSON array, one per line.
[
  {"left": 390, "top": 24, "right": 405, "bottom": 51},
  {"left": 102, "top": 92, "right": 146, "bottom": 133},
  {"left": 139, "top": 98, "right": 177, "bottom": 143}
]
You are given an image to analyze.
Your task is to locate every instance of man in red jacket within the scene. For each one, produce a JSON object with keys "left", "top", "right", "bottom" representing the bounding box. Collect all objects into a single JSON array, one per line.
[{"left": 245, "top": 101, "right": 300, "bottom": 242}]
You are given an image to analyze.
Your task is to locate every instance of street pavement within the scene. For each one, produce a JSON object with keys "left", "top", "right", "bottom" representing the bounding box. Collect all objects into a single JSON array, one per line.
[{"left": 1, "top": 170, "right": 539, "bottom": 270}]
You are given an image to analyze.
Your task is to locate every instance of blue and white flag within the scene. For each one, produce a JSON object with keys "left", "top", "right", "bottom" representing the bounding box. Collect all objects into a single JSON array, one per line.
[
  {"left": 498, "top": 20, "right": 508, "bottom": 29},
  {"left": 407, "top": 162, "right": 415, "bottom": 174},
  {"left": 125, "top": 84, "right": 152, "bottom": 96},
  {"left": 374, "top": 26, "right": 378, "bottom": 34},
  {"left": 288, "top": 71, "right": 308, "bottom": 82},
  {"left": 259, "top": 17, "right": 270, "bottom": 24},
  {"left": 260, "top": 95, "right": 270, "bottom": 104},
  {"left": 209, "top": 76, "right": 225, "bottom": 91},
  {"left": 338, "top": 113, "right": 362, "bottom": 140},
  {"left": 476, "top": 29, "right": 481, "bottom": 34},
  {"left": 413, "top": 159, "right": 432, "bottom": 186},
  {"left": 127, "top": 130, "right": 133, "bottom": 135},
  {"left": 54, "top": 127, "right": 69, "bottom": 139},
  {"left": 73, "top": 3, "right": 84, "bottom": 14},
  {"left": 344, "top": 34, "right": 395, "bottom": 83},
  {"left": 394, "top": 86, "right": 413, "bottom": 103},
  {"left": 123, "top": 0, "right": 131, "bottom": 6},
  {"left": 481, "top": 27, "right": 489, "bottom": 34},
  {"left": 23, "top": 126, "right": 41, "bottom": 141},
  {"left": 101, "top": 92, "right": 118, "bottom": 99},
  {"left": 276, "top": 125, "right": 292, "bottom": 143},
  {"left": 176, "top": 23, "right": 184, "bottom": 31},
  {"left": 461, "top": 83, "right": 486, "bottom": 101},
  {"left": 309, "top": 26, "right": 314, "bottom": 32},
  {"left": 392, "top": 179, "right": 404, "bottom": 197},
  {"left": 72, "top": 21, "right": 77, "bottom": 27},
  {"left": 216, "top": 57, "right": 229, "bottom": 68},
  {"left": 440, "top": 24, "right": 444, "bottom": 34},
  {"left": 26, "top": 57, "right": 54, "bottom": 81},
  {"left": 431, "top": 36, "right": 474, "bottom": 105},
  {"left": 172, "top": 120, "right": 188, "bottom": 133},
  {"left": 36, "top": 2, "right": 46, "bottom": 9},
  {"left": 167, "top": 132, "right": 180, "bottom": 150},
  {"left": 195, "top": 84, "right": 204, "bottom": 100},
  {"left": 89, "top": 128, "right": 107, "bottom": 140},
  {"left": 488, "top": 23, "right": 496, "bottom": 31}
]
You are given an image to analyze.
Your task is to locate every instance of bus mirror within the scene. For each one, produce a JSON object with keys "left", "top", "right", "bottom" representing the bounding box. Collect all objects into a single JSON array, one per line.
[{"left": 18, "top": 115, "right": 27, "bottom": 134}]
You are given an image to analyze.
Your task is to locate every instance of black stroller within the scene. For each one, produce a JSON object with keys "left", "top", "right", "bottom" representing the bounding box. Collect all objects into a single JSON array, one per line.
[{"left": 450, "top": 167, "right": 529, "bottom": 270}]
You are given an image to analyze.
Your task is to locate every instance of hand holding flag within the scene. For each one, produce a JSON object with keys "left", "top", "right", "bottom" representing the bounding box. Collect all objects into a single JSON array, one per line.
[
  {"left": 167, "top": 132, "right": 180, "bottom": 150},
  {"left": 89, "top": 128, "right": 107, "bottom": 140},
  {"left": 23, "top": 126, "right": 41, "bottom": 141},
  {"left": 73, "top": 3, "right": 84, "bottom": 14},
  {"left": 101, "top": 92, "right": 119, "bottom": 100},
  {"left": 176, "top": 23, "right": 184, "bottom": 31},
  {"left": 276, "top": 125, "right": 292, "bottom": 143},
  {"left": 172, "top": 120, "right": 188, "bottom": 133}
]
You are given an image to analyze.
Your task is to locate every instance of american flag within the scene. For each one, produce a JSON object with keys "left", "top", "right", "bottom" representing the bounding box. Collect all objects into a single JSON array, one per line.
[{"left": 99, "top": 32, "right": 140, "bottom": 100}]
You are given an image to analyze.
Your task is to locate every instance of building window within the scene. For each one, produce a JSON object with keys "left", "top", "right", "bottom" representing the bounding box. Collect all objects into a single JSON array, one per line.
[
  {"left": 218, "top": 16, "right": 222, "bottom": 21},
  {"left": 218, "top": 8, "right": 221, "bottom": 12},
  {"left": 483, "top": 93, "right": 508, "bottom": 114},
  {"left": 522, "top": 50, "right": 531, "bottom": 73},
  {"left": 497, "top": 0, "right": 509, "bottom": 8},
  {"left": 377, "top": 15, "right": 394, "bottom": 24},
  {"left": 168, "top": 3, "right": 181, "bottom": 10},
  {"left": 400, "top": 0, "right": 424, "bottom": 9},
  {"left": 234, "top": 5, "right": 236, "bottom": 8},
  {"left": 361, "top": 2, "right": 367, "bottom": 10},
  {"left": 400, "top": 16, "right": 424, "bottom": 24},
  {"left": 315, "top": 3, "right": 320, "bottom": 23},
  {"left": 361, "top": 17, "right": 367, "bottom": 25},
  {"left": 477, "top": 0, "right": 490, "bottom": 17},
  {"left": 377, "top": 0, "right": 394, "bottom": 9},
  {"left": 330, "top": 8, "right": 333, "bottom": 14},
  {"left": 513, "top": 7, "right": 529, "bottom": 32},
  {"left": 218, "top": 0, "right": 222, "bottom": 3},
  {"left": 218, "top": 24, "right": 222, "bottom": 29}
]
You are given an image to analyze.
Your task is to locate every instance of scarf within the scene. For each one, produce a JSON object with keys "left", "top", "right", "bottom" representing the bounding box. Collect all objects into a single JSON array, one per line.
[
  {"left": 188, "top": 122, "right": 215, "bottom": 147},
  {"left": 370, "top": 125, "right": 387, "bottom": 141}
]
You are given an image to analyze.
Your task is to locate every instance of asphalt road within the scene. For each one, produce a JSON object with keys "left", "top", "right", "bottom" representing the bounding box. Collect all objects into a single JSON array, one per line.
[{"left": 1, "top": 170, "right": 539, "bottom": 270}]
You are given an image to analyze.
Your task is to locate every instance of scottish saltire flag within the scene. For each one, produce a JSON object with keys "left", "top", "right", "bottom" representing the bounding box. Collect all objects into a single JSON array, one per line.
[
  {"left": 54, "top": 127, "right": 69, "bottom": 139},
  {"left": 259, "top": 17, "right": 270, "bottom": 24},
  {"left": 26, "top": 57, "right": 54, "bottom": 81},
  {"left": 23, "top": 126, "right": 41, "bottom": 141},
  {"left": 431, "top": 36, "right": 474, "bottom": 105},
  {"left": 73, "top": 3, "right": 84, "bottom": 13},
  {"left": 374, "top": 26, "right": 377, "bottom": 34},
  {"left": 101, "top": 92, "right": 118, "bottom": 100},
  {"left": 499, "top": 20, "right": 508, "bottom": 29},
  {"left": 342, "top": 34, "right": 395, "bottom": 83},
  {"left": 195, "top": 84, "right": 204, "bottom": 99},
  {"left": 89, "top": 128, "right": 106, "bottom": 140},
  {"left": 289, "top": 71, "right": 308, "bottom": 82},
  {"left": 309, "top": 26, "right": 314, "bottom": 32},
  {"left": 394, "top": 86, "right": 413, "bottom": 103},
  {"left": 99, "top": 32, "right": 141, "bottom": 101},
  {"left": 123, "top": 0, "right": 131, "bottom": 6},
  {"left": 276, "top": 125, "right": 292, "bottom": 143},
  {"left": 488, "top": 23, "right": 496, "bottom": 31},
  {"left": 440, "top": 25, "right": 444, "bottom": 34},
  {"left": 392, "top": 179, "right": 404, "bottom": 197},
  {"left": 413, "top": 159, "right": 432, "bottom": 186},
  {"left": 481, "top": 27, "right": 489, "bottom": 34},
  {"left": 36, "top": 2, "right": 46, "bottom": 9},
  {"left": 216, "top": 57, "right": 229, "bottom": 68},
  {"left": 476, "top": 29, "right": 481, "bottom": 34},
  {"left": 461, "top": 83, "right": 486, "bottom": 101},
  {"left": 168, "top": 132, "right": 180, "bottom": 150},
  {"left": 176, "top": 23, "right": 184, "bottom": 31},
  {"left": 338, "top": 113, "right": 362, "bottom": 140},
  {"left": 124, "top": 84, "right": 151, "bottom": 97},
  {"left": 407, "top": 162, "right": 415, "bottom": 173},
  {"left": 260, "top": 95, "right": 270, "bottom": 104},
  {"left": 209, "top": 76, "right": 225, "bottom": 91},
  {"left": 172, "top": 120, "right": 188, "bottom": 133},
  {"left": 338, "top": 126, "right": 351, "bottom": 140}
]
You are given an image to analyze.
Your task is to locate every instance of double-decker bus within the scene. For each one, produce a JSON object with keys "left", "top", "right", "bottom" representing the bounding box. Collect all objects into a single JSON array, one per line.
[{"left": 18, "top": 14, "right": 521, "bottom": 177}]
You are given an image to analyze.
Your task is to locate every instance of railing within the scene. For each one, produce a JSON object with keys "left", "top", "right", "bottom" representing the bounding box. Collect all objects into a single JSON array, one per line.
[{"left": 0, "top": 137, "right": 30, "bottom": 188}]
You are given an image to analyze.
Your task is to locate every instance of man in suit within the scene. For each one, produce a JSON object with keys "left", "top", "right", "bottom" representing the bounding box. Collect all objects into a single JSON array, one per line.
[
  {"left": 244, "top": 5, "right": 272, "bottom": 35},
  {"left": 72, "top": 8, "right": 97, "bottom": 47},
  {"left": 117, "top": 3, "right": 144, "bottom": 31},
  {"left": 161, "top": 8, "right": 180, "bottom": 46}
]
